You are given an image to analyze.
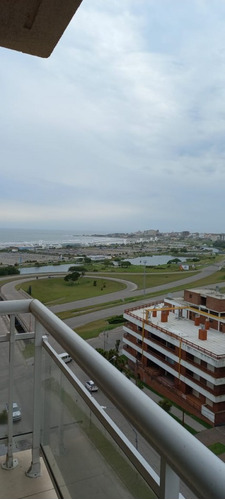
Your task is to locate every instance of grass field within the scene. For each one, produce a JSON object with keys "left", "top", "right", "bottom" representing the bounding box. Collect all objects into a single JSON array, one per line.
[
  {"left": 17, "top": 276, "right": 127, "bottom": 305},
  {"left": 75, "top": 318, "right": 123, "bottom": 340},
  {"left": 10, "top": 262, "right": 225, "bottom": 314},
  {"left": 208, "top": 442, "right": 225, "bottom": 455},
  {"left": 16, "top": 270, "right": 198, "bottom": 305},
  {"left": 92, "top": 270, "right": 198, "bottom": 288},
  {"left": 55, "top": 269, "right": 225, "bottom": 321}
]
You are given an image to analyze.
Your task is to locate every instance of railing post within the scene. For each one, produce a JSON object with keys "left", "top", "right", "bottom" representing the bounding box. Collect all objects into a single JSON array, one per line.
[
  {"left": 160, "top": 458, "right": 180, "bottom": 499},
  {"left": 26, "top": 319, "right": 43, "bottom": 478},
  {"left": 2, "top": 315, "right": 18, "bottom": 470}
]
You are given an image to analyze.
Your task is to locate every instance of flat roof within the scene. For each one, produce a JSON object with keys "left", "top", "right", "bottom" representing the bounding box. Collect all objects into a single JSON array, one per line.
[
  {"left": 186, "top": 287, "right": 225, "bottom": 300},
  {"left": 128, "top": 303, "right": 225, "bottom": 357}
]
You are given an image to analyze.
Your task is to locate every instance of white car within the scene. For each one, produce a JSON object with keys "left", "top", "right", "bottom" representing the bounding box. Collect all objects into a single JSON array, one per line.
[
  {"left": 85, "top": 380, "right": 98, "bottom": 392},
  {"left": 6, "top": 402, "right": 21, "bottom": 422},
  {"left": 59, "top": 352, "right": 72, "bottom": 363}
]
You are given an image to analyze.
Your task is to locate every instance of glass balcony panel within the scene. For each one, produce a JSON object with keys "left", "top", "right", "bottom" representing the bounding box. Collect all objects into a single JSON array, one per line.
[
  {"left": 0, "top": 341, "right": 9, "bottom": 440},
  {"left": 41, "top": 351, "right": 156, "bottom": 499},
  {"left": 14, "top": 339, "right": 34, "bottom": 434},
  {"left": 0, "top": 338, "right": 34, "bottom": 438}
]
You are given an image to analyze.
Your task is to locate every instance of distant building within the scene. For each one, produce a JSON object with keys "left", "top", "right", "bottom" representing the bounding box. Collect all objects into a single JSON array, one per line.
[
  {"left": 123, "top": 288, "right": 225, "bottom": 425},
  {"left": 179, "top": 264, "right": 190, "bottom": 271}
]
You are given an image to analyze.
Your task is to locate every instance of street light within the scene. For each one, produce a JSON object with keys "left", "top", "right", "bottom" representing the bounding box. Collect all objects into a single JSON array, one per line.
[
  {"left": 108, "top": 355, "right": 116, "bottom": 362},
  {"left": 143, "top": 259, "right": 147, "bottom": 296},
  {"left": 103, "top": 330, "right": 108, "bottom": 350}
]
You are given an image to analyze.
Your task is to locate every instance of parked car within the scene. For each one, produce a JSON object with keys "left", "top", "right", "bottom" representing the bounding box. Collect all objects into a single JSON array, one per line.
[
  {"left": 85, "top": 380, "right": 98, "bottom": 392},
  {"left": 6, "top": 402, "right": 21, "bottom": 422},
  {"left": 59, "top": 352, "right": 72, "bottom": 364}
]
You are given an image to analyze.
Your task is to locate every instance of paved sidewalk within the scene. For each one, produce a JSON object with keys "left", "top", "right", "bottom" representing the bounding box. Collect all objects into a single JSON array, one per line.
[{"left": 196, "top": 425, "right": 225, "bottom": 463}]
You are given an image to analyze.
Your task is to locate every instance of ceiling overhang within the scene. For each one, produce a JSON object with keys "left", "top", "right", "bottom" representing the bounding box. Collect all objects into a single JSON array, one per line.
[{"left": 0, "top": 0, "right": 84, "bottom": 58}]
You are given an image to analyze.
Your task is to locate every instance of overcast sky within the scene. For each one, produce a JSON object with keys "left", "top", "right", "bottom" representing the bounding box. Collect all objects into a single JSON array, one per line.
[{"left": 1, "top": 0, "right": 225, "bottom": 234}]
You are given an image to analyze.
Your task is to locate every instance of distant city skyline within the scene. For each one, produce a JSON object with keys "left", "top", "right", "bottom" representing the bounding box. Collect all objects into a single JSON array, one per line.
[
  {"left": 1, "top": 1, "right": 225, "bottom": 233},
  {"left": 0, "top": 226, "right": 224, "bottom": 238}
]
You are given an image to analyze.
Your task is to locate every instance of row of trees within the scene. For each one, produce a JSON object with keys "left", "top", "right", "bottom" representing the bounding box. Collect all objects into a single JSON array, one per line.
[{"left": 0, "top": 265, "right": 20, "bottom": 276}]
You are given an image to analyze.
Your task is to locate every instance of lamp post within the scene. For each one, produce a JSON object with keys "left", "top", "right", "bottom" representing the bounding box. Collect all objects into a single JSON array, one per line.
[
  {"left": 103, "top": 330, "right": 108, "bottom": 350},
  {"left": 143, "top": 259, "right": 147, "bottom": 296}
]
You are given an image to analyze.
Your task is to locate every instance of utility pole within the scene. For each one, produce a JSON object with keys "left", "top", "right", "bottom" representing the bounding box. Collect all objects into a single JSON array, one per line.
[{"left": 143, "top": 259, "right": 147, "bottom": 295}]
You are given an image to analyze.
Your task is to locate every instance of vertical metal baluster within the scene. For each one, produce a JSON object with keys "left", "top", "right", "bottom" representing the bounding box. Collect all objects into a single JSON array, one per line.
[
  {"left": 160, "top": 458, "right": 180, "bottom": 499},
  {"left": 2, "top": 314, "right": 18, "bottom": 470},
  {"left": 26, "top": 319, "right": 43, "bottom": 477}
]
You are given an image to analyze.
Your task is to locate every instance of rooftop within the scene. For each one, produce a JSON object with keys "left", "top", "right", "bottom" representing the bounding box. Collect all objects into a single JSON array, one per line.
[
  {"left": 128, "top": 302, "right": 225, "bottom": 357},
  {"left": 186, "top": 287, "right": 225, "bottom": 300}
]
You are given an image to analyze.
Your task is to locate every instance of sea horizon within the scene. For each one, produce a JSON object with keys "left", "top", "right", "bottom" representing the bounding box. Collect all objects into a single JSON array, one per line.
[{"left": 0, "top": 227, "right": 128, "bottom": 248}]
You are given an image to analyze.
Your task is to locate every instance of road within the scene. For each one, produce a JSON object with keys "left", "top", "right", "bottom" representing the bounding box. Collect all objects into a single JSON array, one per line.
[
  {"left": 1, "top": 262, "right": 224, "bottom": 331},
  {"left": 55, "top": 262, "right": 225, "bottom": 330},
  {"left": 1, "top": 261, "right": 222, "bottom": 305}
]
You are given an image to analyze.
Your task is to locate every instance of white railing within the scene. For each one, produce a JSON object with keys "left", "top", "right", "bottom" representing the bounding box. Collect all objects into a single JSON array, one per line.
[{"left": 0, "top": 299, "right": 225, "bottom": 498}]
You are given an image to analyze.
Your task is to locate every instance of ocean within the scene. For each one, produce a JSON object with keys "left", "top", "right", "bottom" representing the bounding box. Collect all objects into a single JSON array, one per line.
[{"left": 0, "top": 228, "right": 127, "bottom": 248}]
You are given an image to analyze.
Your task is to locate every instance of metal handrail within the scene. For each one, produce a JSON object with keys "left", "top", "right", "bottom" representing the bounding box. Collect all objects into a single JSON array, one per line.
[{"left": 1, "top": 299, "right": 225, "bottom": 498}]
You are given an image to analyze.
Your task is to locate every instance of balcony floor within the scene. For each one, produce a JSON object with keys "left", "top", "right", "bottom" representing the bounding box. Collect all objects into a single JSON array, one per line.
[{"left": 0, "top": 450, "right": 57, "bottom": 499}]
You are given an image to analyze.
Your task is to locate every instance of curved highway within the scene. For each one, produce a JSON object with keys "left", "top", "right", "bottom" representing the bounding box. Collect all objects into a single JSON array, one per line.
[
  {"left": 1, "top": 261, "right": 224, "bottom": 331},
  {"left": 0, "top": 274, "right": 137, "bottom": 301}
]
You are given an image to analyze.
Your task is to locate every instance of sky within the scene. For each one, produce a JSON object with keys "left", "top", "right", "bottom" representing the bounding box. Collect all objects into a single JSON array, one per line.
[{"left": 1, "top": 0, "right": 225, "bottom": 234}]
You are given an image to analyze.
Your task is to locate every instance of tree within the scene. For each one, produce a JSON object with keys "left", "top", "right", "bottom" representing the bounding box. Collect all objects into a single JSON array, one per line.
[
  {"left": 120, "top": 260, "right": 131, "bottom": 268},
  {"left": 84, "top": 256, "right": 91, "bottom": 263},
  {"left": 69, "top": 265, "right": 86, "bottom": 273},
  {"left": 64, "top": 271, "right": 80, "bottom": 283},
  {"left": 103, "top": 259, "right": 114, "bottom": 268},
  {"left": 0, "top": 265, "right": 20, "bottom": 276},
  {"left": 167, "top": 258, "right": 181, "bottom": 265},
  {"left": 0, "top": 409, "right": 7, "bottom": 424},
  {"left": 158, "top": 398, "right": 172, "bottom": 413}
]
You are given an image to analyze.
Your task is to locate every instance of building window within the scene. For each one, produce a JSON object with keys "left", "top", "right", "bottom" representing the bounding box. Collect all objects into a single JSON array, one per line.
[
  {"left": 200, "top": 296, "right": 206, "bottom": 306},
  {"left": 167, "top": 342, "right": 175, "bottom": 350}
]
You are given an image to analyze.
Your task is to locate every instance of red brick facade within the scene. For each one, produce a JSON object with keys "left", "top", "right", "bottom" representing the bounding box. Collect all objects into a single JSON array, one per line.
[{"left": 123, "top": 288, "right": 225, "bottom": 426}]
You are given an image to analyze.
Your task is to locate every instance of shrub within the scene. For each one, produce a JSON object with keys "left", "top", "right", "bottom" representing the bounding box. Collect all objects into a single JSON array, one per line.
[
  {"left": 108, "top": 315, "right": 125, "bottom": 324},
  {"left": 158, "top": 399, "right": 172, "bottom": 413}
]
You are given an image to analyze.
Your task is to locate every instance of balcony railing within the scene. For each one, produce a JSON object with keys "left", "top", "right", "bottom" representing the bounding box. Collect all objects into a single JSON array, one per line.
[{"left": 0, "top": 299, "right": 225, "bottom": 498}]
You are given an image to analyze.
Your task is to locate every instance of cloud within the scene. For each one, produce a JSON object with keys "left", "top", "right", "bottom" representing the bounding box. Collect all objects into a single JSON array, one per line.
[{"left": 1, "top": 0, "right": 225, "bottom": 232}]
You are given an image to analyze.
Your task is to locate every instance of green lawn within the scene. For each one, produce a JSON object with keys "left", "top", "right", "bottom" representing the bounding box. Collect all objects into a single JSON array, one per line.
[
  {"left": 17, "top": 277, "right": 127, "bottom": 305},
  {"left": 92, "top": 271, "right": 198, "bottom": 289},
  {"left": 208, "top": 442, "right": 225, "bottom": 455},
  {"left": 74, "top": 318, "right": 124, "bottom": 340}
]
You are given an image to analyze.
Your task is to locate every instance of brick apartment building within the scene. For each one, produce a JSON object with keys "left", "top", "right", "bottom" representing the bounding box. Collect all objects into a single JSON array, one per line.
[{"left": 123, "top": 288, "right": 225, "bottom": 425}]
